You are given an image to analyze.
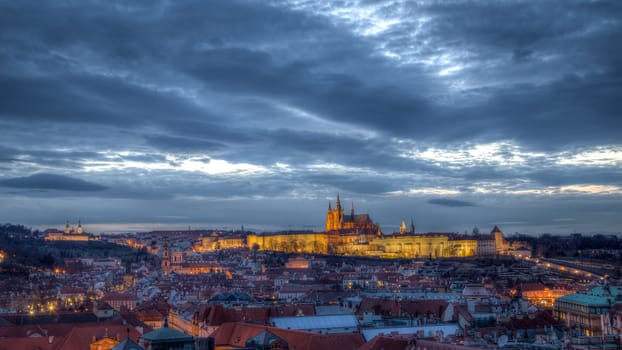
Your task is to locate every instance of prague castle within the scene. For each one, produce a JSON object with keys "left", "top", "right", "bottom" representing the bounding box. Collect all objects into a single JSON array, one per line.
[
  {"left": 162, "top": 196, "right": 526, "bottom": 276},
  {"left": 244, "top": 195, "right": 519, "bottom": 258}
]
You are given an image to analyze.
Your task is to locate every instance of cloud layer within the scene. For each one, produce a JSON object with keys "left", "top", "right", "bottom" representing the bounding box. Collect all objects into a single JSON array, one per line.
[{"left": 0, "top": 0, "right": 620, "bottom": 234}]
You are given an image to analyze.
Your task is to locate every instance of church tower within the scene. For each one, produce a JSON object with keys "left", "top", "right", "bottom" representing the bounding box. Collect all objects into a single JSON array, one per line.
[
  {"left": 492, "top": 225, "right": 507, "bottom": 255},
  {"left": 326, "top": 201, "right": 334, "bottom": 232},
  {"left": 325, "top": 195, "right": 344, "bottom": 231},
  {"left": 162, "top": 242, "right": 171, "bottom": 275},
  {"left": 77, "top": 220, "right": 83, "bottom": 235},
  {"left": 399, "top": 219, "right": 407, "bottom": 234},
  {"left": 410, "top": 218, "right": 415, "bottom": 234},
  {"left": 65, "top": 219, "right": 70, "bottom": 234}
]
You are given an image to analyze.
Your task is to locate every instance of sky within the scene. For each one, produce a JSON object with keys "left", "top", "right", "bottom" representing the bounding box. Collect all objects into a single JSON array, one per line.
[{"left": 0, "top": 0, "right": 621, "bottom": 235}]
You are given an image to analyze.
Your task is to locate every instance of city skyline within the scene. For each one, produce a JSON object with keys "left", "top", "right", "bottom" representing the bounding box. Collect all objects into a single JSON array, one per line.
[{"left": 1, "top": 1, "right": 621, "bottom": 234}]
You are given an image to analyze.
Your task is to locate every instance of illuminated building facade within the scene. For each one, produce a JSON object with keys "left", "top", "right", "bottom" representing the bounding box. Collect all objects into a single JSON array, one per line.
[
  {"left": 44, "top": 220, "right": 92, "bottom": 241},
  {"left": 554, "top": 286, "right": 622, "bottom": 336},
  {"left": 246, "top": 196, "right": 511, "bottom": 258},
  {"left": 519, "top": 283, "right": 575, "bottom": 309},
  {"left": 325, "top": 195, "right": 381, "bottom": 234},
  {"left": 161, "top": 243, "right": 232, "bottom": 277},
  {"left": 194, "top": 232, "right": 245, "bottom": 252}
]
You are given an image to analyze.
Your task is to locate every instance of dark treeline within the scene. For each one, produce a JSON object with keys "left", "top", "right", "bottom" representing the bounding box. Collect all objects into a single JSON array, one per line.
[
  {"left": 526, "top": 233, "right": 622, "bottom": 260},
  {"left": 0, "top": 223, "right": 155, "bottom": 274}
]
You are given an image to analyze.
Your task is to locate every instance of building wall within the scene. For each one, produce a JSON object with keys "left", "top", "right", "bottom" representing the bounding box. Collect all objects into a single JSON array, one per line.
[
  {"left": 477, "top": 239, "right": 496, "bottom": 256},
  {"left": 247, "top": 233, "right": 329, "bottom": 254},
  {"left": 554, "top": 298, "right": 611, "bottom": 336},
  {"left": 246, "top": 232, "right": 487, "bottom": 259}
]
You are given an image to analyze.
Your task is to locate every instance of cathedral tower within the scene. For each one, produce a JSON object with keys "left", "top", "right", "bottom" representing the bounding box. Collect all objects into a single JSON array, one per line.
[
  {"left": 325, "top": 194, "right": 345, "bottom": 231},
  {"left": 326, "top": 195, "right": 346, "bottom": 232},
  {"left": 399, "top": 219, "right": 407, "bottom": 234}
]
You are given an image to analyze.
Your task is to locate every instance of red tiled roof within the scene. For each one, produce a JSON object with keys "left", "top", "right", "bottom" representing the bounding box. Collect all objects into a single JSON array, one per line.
[
  {"left": 0, "top": 322, "right": 142, "bottom": 350},
  {"left": 0, "top": 336, "right": 64, "bottom": 350},
  {"left": 358, "top": 335, "right": 410, "bottom": 350},
  {"left": 56, "top": 322, "right": 142, "bottom": 350},
  {"left": 200, "top": 304, "right": 316, "bottom": 326},
  {"left": 212, "top": 322, "right": 364, "bottom": 350},
  {"left": 502, "top": 310, "right": 556, "bottom": 331},
  {"left": 357, "top": 298, "right": 447, "bottom": 318}
]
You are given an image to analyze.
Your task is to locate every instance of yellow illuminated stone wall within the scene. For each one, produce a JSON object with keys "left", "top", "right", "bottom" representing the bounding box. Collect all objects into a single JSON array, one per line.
[
  {"left": 247, "top": 232, "right": 329, "bottom": 254},
  {"left": 246, "top": 232, "right": 488, "bottom": 258}
]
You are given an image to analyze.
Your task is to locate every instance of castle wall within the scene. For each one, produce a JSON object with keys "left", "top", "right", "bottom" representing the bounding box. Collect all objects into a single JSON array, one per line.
[
  {"left": 365, "top": 234, "right": 450, "bottom": 258},
  {"left": 247, "top": 232, "right": 329, "bottom": 254},
  {"left": 246, "top": 232, "right": 484, "bottom": 259}
]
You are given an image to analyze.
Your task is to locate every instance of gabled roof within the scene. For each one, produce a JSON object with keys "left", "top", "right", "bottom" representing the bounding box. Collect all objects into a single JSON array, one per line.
[
  {"left": 0, "top": 336, "right": 63, "bottom": 350},
  {"left": 358, "top": 335, "right": 410, "bottom": 350},
  {"left": 502, "top": 310, "right": 556, "bottom": 331},
  {"left": 212, "top": 322, "right": 364, "bottom": 350},
  {"left": 357, "top": 298, "right": 448, "bottom": 319},
  {"left": 57, "top": 323, "right": 142, "bottom": 350},
  {"left": 246, "top": 329, "right": 287, "bottom": 347},
  {"left": 200, "top": 304, "right": 316, "bottom": 326}
]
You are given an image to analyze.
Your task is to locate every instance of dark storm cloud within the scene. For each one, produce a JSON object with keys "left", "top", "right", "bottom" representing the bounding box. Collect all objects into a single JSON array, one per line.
[
  {"left": 356, "top": 0, "right": 622, "bottom": 147},
  {"left": 0, "top": 0, "right": 620, "bottom": 233},
  {"left": 184, "top": 46, "right": 432, "bottom": 137},
  {"left": 427, "top": 198, "right": 477, "bottom": 207},
  {"left": 1, "top": 0, "right": 620, "bottom": 150},
  {"left": 0, "top": 173, "right": 107, "bottom": 192},
  {"left": 461, "top": 73, "right": 622, "bottom": 149},
  {"left": 0, "top": 73, "right": 207, "bottom": 126},
  {"left": 157, "top": 119, "right": 256, "bottom": 145}
]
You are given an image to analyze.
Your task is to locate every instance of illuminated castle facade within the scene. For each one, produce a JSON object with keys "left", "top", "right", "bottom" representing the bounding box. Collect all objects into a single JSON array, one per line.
[
  {"left": 44, "top": 220, "right": 92, "bottom": 241},
  {"left": 245, "top": 195, "right": 520, "bottom": 258}
]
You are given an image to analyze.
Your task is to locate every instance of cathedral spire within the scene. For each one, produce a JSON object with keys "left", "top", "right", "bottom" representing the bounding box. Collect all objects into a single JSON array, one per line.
[
  {"left": 410, "top": 218, "right": 415, "bottom": 234},
  {"left": 336, "top": 194, "right": 341, "bottom": 210},
  {"left": 351, "top": 201, "right": 355, "bottom": 217},
  {"left": 328, "top": 200, "right": 332, "bottom": 211}
]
